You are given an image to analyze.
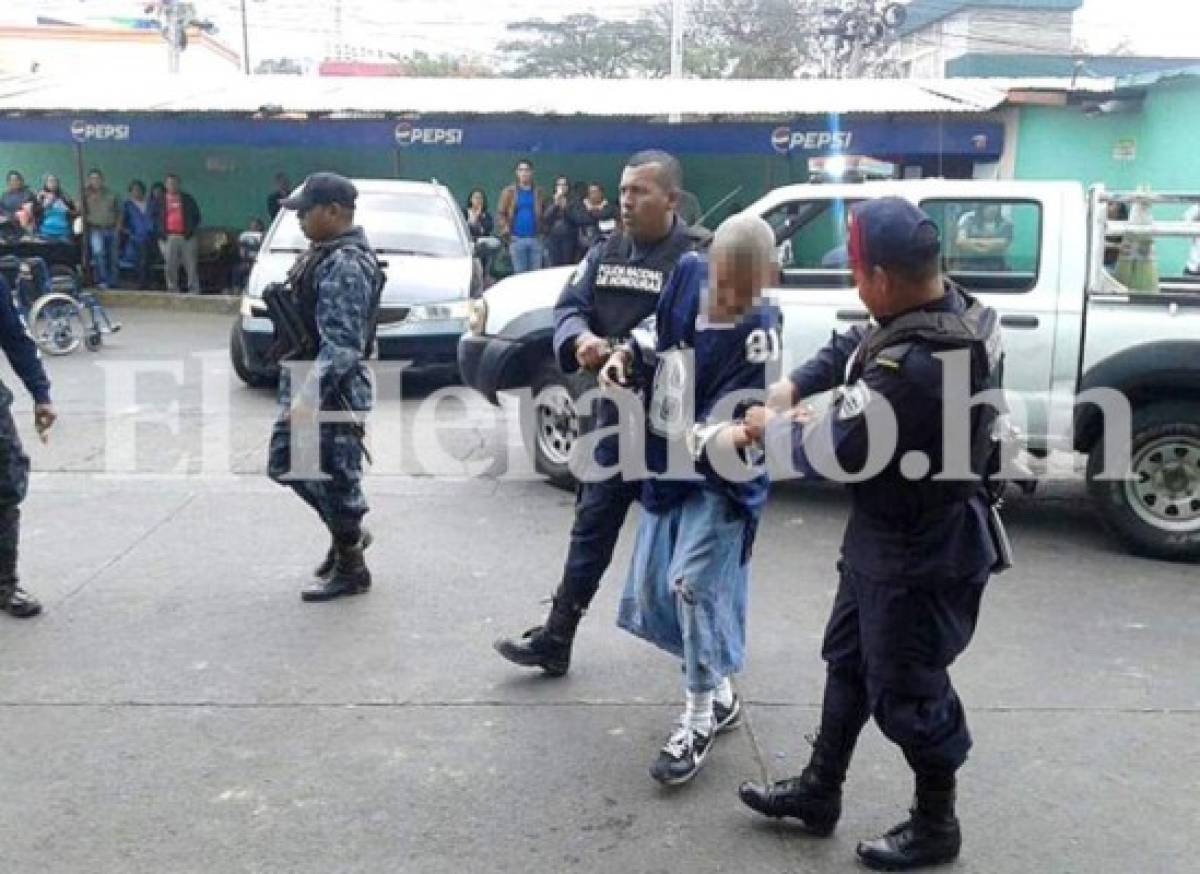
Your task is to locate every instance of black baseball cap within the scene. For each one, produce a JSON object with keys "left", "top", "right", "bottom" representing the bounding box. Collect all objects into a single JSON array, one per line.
[
  {"left": 282, "top": 172, "right": 358, "bottom": 212},
  {"left": 848, "top": 197, "right": 941, "bottom": 272}
]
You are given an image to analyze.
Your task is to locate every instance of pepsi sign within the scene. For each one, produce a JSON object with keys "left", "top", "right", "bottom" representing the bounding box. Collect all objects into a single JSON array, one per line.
[
  {"left": 771, "top": 127, "right": 854, "bottom": 154},
  {"left": 394, "top": 122, "right": 464, "bottom": 147}
]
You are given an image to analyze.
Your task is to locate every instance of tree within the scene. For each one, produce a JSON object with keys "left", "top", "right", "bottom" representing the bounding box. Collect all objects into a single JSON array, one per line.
[
  {"left": 499, "top": 13, "right": 669, "bottom": 78},
  {"left": 499, "top": 1, "right": 901, "bottom": 81},
  {"left": 672, "top": 0, "right": 822, "bottom": 79},
  {"left": 388, "top": 50, "right": 494, "bottom": 78}
]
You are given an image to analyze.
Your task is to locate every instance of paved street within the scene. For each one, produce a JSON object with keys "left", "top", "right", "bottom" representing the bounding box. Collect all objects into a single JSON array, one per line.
[{"left": 1, "top": 308, "right": 1196, "bottom": 874}]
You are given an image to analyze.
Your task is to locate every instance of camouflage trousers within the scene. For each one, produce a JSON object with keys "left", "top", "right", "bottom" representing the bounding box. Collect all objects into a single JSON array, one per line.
[
  {"left": 267, "top": 416, "right": 368, "bottom": 541},
  {"left": 0, "top": 387, "right": 31, "bottom": 598}
]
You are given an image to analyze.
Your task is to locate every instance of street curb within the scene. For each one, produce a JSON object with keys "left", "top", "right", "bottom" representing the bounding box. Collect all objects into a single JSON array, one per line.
[{"left": 93, "top": 290, "right": 242, "bottom": 316}]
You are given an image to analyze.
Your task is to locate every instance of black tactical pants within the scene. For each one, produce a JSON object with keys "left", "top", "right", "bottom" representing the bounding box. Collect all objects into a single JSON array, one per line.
[
  {"left": 552, "top": 390, "right": 641, "bottom": 613},
  {"left": 268, "top": 417, "right": 368, "bottom": 542},
  {"left": 0, "top": 390, "right": 31, "bottom": 600},
  {"left": 817, "top": 565, "right": 988, "bottom": 779}
]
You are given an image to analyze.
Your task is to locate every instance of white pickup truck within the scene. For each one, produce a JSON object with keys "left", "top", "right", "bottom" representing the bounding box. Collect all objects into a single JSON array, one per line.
[{"left": 457, "top": 180, "right": 1200, "bottom": 562}]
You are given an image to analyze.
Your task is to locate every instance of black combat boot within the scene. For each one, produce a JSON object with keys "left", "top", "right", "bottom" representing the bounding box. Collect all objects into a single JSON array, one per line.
[
  {"left": 856, "top": 780, "right": 961, "bottom": 871},
  {"left": 0, "top": 583, "right": 41, "bottom": 618},
  {"left": 302, "top": 536, "right": 372, "bottom": 602},
  {"left": 737, "top": 734, "right": 848, "bottom": 836},
  {"left": 314, "top": 529, "right": 373, "bottom": 579},
  {"left": 0, "top": 508, "right": 38, "bottom": 619},
  {"left": 493, "top": 596, "right": 583, "bottom": 677}
]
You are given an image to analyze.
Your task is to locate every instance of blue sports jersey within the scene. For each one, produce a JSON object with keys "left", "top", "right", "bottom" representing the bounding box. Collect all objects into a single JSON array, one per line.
[{"left": 638, "top": 252, "right": 779, "bottom": 517}]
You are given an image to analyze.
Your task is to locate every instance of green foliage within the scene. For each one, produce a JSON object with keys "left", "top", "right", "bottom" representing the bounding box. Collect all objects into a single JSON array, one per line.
[
  {"left": 389, "top": 50, "right": 494, "bottom": 78},
  {"left": 500, "top": 2, "right": 827, "bottom": 80},
  {"left": 499, "top": 13, "right": 670, "bottom": 78}
]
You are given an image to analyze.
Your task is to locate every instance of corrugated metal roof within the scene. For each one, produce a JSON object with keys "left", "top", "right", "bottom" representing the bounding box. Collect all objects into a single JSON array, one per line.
[
  {"left": 0, "top": 73, "right": 1014, "bottom": 116},
  {"left": 1119, "top": 65, "right": 1200, "bottom": 89},
  {"left": 896, "top": 0, "right": 1083, "bottom": 37}
]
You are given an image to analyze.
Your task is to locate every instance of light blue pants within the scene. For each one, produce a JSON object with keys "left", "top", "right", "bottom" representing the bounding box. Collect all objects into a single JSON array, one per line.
[
  {"left": 509, "top": 236, "right": 544, "bottom": 274},
  {"left": 618, "top": 488, "right": 751, "bottom": 693}
]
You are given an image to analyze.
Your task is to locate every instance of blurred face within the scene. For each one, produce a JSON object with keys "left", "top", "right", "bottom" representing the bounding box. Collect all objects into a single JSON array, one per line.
[
  {"left": 469, "top": 191, "right": 484, "bottom": 209},
  {"left": 619, "top": 163, "right": 677, "bottom": 244},
  {"left": 587, "top": 184, "right": 603, "bottom": 204},
  {"left": 276, "top": 175, "right": 290, "bottom": 191},
  {"left": 45, "top": 174, "right": 59, "bottom": 191},
  {"left": 87, "top": 172, "right": 102, "bottom": 189},
  {"left": 555, "top": 178, "right": 569, "bottom": 197},
  {"left": 6, "top": 173, "right": 21, "bottom": 191},
  {"left": 515, "top": 163, "right": 533, "bottom": 187},
  {"left": 165, "top": 176, "right": 180, "bottom": 194},
  {"left": 708, "top": 247, "right": 777, "bottom": 324},
  {"left": 130, "top": 183, "right": 145, "bottom": 199}
]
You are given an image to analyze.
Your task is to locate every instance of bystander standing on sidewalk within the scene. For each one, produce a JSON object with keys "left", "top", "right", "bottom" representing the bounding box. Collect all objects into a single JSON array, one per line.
[
  {"left": 497, "top": 159, "right": 546, "bottom": 274},
  {"left": 267, "top": 172, "right": 291, "bottom": 222},
  {"left": 543, "top": 176, "right": 578, "bottom": 267},
  {"left": 151, "top": 173, "right": 202, "bottom": 294},
  {"left": 83, "top": 169, "right": 122, "bottom": 289},
  {"left": 121, "top": 180, "right": 156, "bottom": 288}
]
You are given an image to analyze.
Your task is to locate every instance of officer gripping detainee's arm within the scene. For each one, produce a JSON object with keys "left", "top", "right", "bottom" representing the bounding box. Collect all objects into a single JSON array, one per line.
[{"left": 746, "top": 198, "right": 949, "bottom": 477}]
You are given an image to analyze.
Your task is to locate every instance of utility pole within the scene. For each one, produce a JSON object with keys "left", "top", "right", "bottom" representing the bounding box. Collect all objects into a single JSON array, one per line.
[
  {"left": 670, "top": 0, "right": 685, "bottom": 79},
  {"left": 669, "top": 0, "right": 685, "bottom": 123},
  {"left": 166, "top": 1, "right": 182, "bottom": 73},
  {"left": 240, "top": 0, "right": 251, "bottom": 75}
]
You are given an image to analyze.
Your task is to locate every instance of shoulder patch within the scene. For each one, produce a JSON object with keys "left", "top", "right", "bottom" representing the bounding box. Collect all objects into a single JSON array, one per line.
[{"left": 873, "top": 341, "right": 914, "bottom": 371}]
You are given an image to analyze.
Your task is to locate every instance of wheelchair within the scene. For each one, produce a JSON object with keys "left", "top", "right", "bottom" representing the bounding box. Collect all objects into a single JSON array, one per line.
[{"left": 0, "top": 255, "right": 121, "bottom": 355}]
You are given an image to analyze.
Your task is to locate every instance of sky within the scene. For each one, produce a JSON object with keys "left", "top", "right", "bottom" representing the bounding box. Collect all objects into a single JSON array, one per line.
[{"left": 6, "top": 0, "right": 1200, "bottom": 65}]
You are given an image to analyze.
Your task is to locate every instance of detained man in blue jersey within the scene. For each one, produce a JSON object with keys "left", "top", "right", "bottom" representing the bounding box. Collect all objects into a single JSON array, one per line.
[{"left": 601, "top": 214, "right": 782, "bottom": 786}]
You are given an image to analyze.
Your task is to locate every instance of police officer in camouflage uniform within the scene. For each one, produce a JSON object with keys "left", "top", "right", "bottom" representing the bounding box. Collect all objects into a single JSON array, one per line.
[
  {"left": 494, "top": 150, "right": 696, "bottom": 676},
  {"left": 739, "top": 199, "right": 1006, "bottom": 870},
  {"left": 0, "top": 269, "right": 57, "bottom": 618},
  {"left": 266, "top": 173, "right": 383, "bottom": 603}
]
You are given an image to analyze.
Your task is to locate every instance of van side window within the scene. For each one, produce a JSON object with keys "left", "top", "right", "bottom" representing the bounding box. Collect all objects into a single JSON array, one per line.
[
  {"left": 761, "top": 199, "right": 859, "bottom": 289},
  {"left": 921, "top": 199, "right": 1043, "bottom": 293}
]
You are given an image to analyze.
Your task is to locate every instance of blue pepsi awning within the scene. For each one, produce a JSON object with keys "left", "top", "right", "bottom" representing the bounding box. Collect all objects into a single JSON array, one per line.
[{"left": 0, "top": 115, "right": 1004, "bottom": 158}]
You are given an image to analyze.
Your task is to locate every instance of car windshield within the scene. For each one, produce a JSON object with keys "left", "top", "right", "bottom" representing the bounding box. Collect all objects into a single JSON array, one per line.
[{"left": 268, "top": 191, "right": 466, "bottom": 257}]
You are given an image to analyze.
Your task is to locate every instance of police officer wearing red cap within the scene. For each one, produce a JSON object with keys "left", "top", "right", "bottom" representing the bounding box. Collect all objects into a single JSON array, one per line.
[
  {"left": 739, "top": 197, "right": 1008, "bottom": 870},
  {"left": 265, "top": 173, "right": 385, "bottom": 602}
]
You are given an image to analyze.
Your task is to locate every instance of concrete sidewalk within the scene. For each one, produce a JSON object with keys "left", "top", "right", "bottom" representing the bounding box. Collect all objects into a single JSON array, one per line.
[{"left": 1, "top": 472, "right": 1196, "bottom": 874}]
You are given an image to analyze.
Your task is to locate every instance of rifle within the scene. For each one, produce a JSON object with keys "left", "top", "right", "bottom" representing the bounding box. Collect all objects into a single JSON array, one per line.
[
  {"left": 262, "top": 281, "right": 316, "bottom": 363},
  {"left": 263, "top": 281, "right": 373, "bottom": 463}
]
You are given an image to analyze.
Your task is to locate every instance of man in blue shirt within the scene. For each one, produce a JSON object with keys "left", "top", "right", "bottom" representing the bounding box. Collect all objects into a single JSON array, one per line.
[
  {"left": 497, "top": 159, "right": 546, "bottom": 274},
  {"left": 0, "top": 272, "right": 57, "bottom": 618}
]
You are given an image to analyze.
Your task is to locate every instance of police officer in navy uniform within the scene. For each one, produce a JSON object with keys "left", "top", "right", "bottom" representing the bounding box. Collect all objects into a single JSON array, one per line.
[
  {"left": 738, "top": 198, "right": 1006, "bottom": 870},
  {"left": 266, "top": 173, "right": 384, "bottom": 603},
  {"left": 494, "top": 150, "right": 696, "bottom": 676},
  {"left": 0, "top": 270, "right": 57, "bottom": 618}
]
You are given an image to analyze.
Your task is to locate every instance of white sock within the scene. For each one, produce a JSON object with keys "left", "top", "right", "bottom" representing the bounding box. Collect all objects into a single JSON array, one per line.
[
  {"left": 684, "top": 690, "right": 714, "bottom": 736},
  {"left": 714, "top": 677, "right": 735, "bottom": 709}
]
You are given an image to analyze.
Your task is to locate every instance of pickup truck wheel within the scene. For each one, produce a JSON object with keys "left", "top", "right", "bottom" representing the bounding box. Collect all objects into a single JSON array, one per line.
[
  {"left": 1087, "top": 401, "right": 1200, "bottom": 562},
  {"left": 528, "top": 360, "right": 580, "bottom": 491}
]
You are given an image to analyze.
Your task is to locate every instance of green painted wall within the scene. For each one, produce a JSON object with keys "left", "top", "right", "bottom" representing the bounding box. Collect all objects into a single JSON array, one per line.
[
  {"left": 0, "top": 139, "right": 780, "bottom": 232},
  {"left": 1015, "top": 77, "right": 1200, "bottom": 273}
]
